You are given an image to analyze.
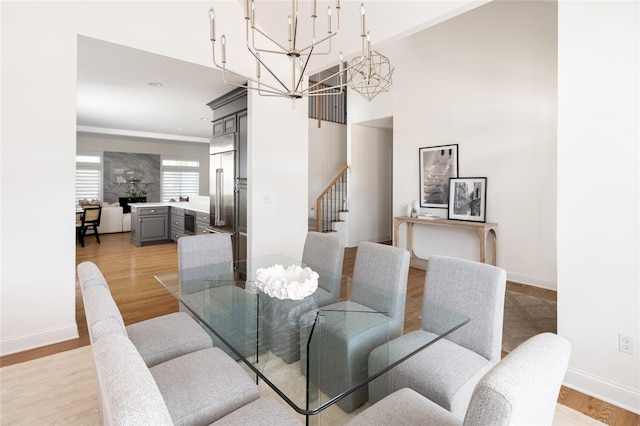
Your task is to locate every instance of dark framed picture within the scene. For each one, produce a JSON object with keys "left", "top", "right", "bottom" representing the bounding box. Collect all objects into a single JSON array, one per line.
[
  {"left": 448, "top": 177, "right": 487, "bottom": 222},
  {"left": 419, "top": 144, "right": 459, "bottom": 208}
]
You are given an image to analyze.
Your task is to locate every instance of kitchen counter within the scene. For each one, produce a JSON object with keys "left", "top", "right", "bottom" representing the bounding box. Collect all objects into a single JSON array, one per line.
[
  {"left": 127, "top": 201, "right": 209, "bottom": 214},
  {"left": 129, "top": 201, "right": 212, "bottom": 247}
]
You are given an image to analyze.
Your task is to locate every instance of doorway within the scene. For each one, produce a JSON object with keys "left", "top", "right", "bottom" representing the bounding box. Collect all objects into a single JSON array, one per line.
[{"left": 348, "top": 117, "right": 394, "bottom": 247}]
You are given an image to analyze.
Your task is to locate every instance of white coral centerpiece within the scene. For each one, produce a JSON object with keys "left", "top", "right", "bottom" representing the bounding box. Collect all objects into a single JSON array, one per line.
[{"left": 255, "top": 264, "right": 319, "bottom": 300}]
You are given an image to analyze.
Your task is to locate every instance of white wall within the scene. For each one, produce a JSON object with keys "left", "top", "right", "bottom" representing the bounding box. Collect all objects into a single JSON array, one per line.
[
  {"left": 248, "top": 91, "right": 309, "bottom": 260},
  {"left": 348, "top": 125, "right": 393, "bottom": 246},
  {"left": 308, "top": 120, "right": 347, "bottom": 219},
  {"left": 399, "top": 0, "right": 557, "bottom": 288},
  {"left": 557, "top": 1, "right": 639, "bottom": 413},
  {"left": 77, "top": 132, "right": 210, "bottom": 196},
  {"left": 350, "top": 1, "right": 558, "bottom": 289},
  {"left": 0, "top": 1, "right": 307, "bottom": 355}
]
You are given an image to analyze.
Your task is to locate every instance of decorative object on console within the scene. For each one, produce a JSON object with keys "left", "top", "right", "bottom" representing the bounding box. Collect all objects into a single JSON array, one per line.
[
  {"left": 255, "top": 264, "right": 319, "bottom": 300},
  {"left": 208, "top": 1, "right": 393, "bottom": 103},
  {"left": 448, "top": 177, "right": 487, "bottom": 223},
  {"left": 126, "top": 185, "right": 148, "bottom": 198},
  {"left": 419, "top": 144, "right": 459, "bottom": 208},
  {"left": 418, "top": 213, "right": 441, "bottom": 220},
  {"left": 122, "top": 168, "right": 148, "bottom": 199},
  {"left": 406, "top": 200, "right": 420, "bottom": 217}
]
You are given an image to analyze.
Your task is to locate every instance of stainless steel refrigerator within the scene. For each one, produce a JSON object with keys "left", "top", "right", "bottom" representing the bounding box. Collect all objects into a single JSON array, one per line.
[{"left": 209, "top": 131, "right": 247, "bottom": 261}]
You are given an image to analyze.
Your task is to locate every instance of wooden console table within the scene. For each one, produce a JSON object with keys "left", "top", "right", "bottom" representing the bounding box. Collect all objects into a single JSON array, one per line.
[{"left": 393, "top": 216, "right": 498, "bottom": 269}]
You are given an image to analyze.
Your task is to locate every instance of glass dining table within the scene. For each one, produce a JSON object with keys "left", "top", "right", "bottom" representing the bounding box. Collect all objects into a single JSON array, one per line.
[{"left": 154, "top": 256, "right": 469, "bottom": 424}]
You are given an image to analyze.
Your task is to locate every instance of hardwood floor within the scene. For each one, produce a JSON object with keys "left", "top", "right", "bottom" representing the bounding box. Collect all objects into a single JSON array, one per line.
[{"left": 1, "top": 233, "right": 637, "bottom": 425}]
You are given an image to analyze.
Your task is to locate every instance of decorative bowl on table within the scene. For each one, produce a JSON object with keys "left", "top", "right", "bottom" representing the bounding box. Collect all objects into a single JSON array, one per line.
[{"left": 255, "top": 264, "right": 319, "bottom": 300}]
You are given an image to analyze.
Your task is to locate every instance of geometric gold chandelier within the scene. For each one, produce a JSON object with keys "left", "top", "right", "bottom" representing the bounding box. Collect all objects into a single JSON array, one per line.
[
  {"left": 348, "top": 50, "right": 394, "bottom": 101},
  {"left": 346, "top": 5, "right": 394, "bottom": 101},
  {"left": 208, "top": 1, "right": 393, "bottom": 103}
]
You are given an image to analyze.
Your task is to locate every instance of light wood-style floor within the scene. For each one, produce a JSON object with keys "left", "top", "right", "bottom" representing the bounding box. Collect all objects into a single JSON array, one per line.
[{"left": 1, "top": 232, "right": 637, "bottom": 425}]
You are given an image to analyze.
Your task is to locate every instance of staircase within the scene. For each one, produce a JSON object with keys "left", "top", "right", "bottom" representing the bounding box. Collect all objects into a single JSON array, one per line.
[{"left": 311, "top": 164, "right": 349, "bottom": 244}]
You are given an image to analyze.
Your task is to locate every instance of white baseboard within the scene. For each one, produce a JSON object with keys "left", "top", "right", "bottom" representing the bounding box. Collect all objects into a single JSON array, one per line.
[
  {"left": 565, "top": 367, "right": 640, "bottom": 414},
  {"left": 0, "top": 324, "right": 79, "bottom": 357},
  {"left": 506, "top": 272, "right": 557, "bottom": 291}
]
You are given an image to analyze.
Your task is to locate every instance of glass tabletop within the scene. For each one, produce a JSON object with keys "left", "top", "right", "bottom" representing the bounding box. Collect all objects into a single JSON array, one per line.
[{"left": 154, "top": 255, "right": 469, "bottom": 419}]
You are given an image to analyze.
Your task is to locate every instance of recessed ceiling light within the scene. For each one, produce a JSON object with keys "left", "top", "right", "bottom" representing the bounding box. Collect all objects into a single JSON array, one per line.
[
  {"left": 147, "top": 82, "right": 163, "bottom": 87},
  {"left": 199, "top": 117, "right": 210, "bottom": 121},
  {"left": 177, "top": 128, "right": 184, "bottom": 131}
]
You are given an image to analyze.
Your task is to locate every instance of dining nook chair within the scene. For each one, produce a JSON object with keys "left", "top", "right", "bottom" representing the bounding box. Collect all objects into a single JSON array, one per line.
[{"left": 77, "top": 205, "right": 102, "bottom": 247}]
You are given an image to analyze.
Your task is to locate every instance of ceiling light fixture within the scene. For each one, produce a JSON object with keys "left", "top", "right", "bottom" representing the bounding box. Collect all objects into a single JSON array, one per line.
[
  {"left": 208, "top": 1, "right": 392, "bottom": 104},
  {"left": 346, "top": 5, "right": 394, "bottom": 101},
  {"left": 147, "top": 82, "right": 163, "bottom": 87}
]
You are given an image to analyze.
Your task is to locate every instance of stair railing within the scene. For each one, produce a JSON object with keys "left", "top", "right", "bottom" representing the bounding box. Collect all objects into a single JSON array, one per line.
[
  {"left": 316, "top": 163, "right": 349, "bottom": 232},
  {"left": 308, "top": 80, "right": 347, "bottom": 127}
]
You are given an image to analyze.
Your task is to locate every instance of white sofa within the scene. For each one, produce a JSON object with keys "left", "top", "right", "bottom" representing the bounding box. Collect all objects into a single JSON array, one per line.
[
  {"left": 79, "top": 201, "right": 131, "bottom": 234},
  {"left": 98, "top": 205, "right": 131, "bottom": 234}
]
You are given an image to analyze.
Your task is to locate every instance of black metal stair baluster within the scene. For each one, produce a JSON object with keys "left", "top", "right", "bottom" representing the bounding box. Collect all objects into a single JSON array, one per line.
[{"left": 323, "top": 197, "right": 328, "bottom": 232}]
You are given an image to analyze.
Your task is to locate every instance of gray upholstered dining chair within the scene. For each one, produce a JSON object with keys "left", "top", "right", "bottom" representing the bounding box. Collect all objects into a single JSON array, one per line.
[
  {"left": 77, "top": 261, "right": 213, "bottom": 368},
  {"left": 368, "top": 255, "right": 507, "bottom": 418},
  {"left": 178, "top": 233, "right": 233, "bottom": 294},
  {"left": 349, "top": 332, "right": 571, "bottom": 426},
  {"left": 177, "top": 233, "right": 255, "bottom": 358},
  {"left": 265, "top": 232, "right": 345, "bottom": 363},
  {"left": 301, "top": 242, "right": 410, "bottom": 413},
  {"left": 178, "top": 232, "right": 234, "bottom": 267},
  {"left": 303, "top": 231, "right": 345, "bottom": 306}
]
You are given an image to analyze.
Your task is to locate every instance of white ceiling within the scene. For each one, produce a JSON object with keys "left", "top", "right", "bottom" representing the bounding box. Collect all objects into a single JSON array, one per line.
[
  {"left": 76, "top": 1, "right": 485, "bottom": 143},
  {"left": 77, "top": 36, "right": 237, "bottom": 143}
]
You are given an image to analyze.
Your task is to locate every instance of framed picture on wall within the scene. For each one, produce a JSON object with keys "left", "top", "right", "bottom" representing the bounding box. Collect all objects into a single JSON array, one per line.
[
  {"left": 448, "top": 177, "right": 487, "bottom": 222},
  {"left": 419, "top": 144, "right": 459, "bottom": 208}
]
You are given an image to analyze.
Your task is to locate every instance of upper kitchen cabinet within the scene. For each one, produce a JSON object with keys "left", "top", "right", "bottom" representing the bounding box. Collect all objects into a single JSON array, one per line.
[
  {"left": 213, "top": 115, "right": 237, "bottom": 137},
  {"left": 208, "top": 87, "right": 247, "bottom": 134}
]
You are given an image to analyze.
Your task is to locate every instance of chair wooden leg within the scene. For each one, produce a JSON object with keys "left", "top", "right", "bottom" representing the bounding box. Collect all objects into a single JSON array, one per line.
[
  {"left": 77, "top": 228, "right": 85, "bottom": 247},
  {"left": 93, "top": 225, "right": 101, "bottom": 244}
]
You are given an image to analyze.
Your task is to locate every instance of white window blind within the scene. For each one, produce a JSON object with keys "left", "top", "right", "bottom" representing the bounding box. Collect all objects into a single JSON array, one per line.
[
  {"left": 76, "top": 153, "right": 102, "bottom": 202},
  {"left": 162, "top": 158, "right": 200, "bottom": 202}
]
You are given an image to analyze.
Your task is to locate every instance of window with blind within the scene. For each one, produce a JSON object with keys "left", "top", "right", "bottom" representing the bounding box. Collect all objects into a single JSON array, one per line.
[
  {"left": 76, "top": 153, "right": 102, "bottom": 202},
  {"left": 162, "top": 158, "right": 200, "bottom": 201}
]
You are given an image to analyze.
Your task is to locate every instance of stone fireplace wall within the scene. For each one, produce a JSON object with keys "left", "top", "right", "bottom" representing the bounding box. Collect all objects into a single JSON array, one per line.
[{"left": 103, "top": 152, "right": 161, "bottom": 204}]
